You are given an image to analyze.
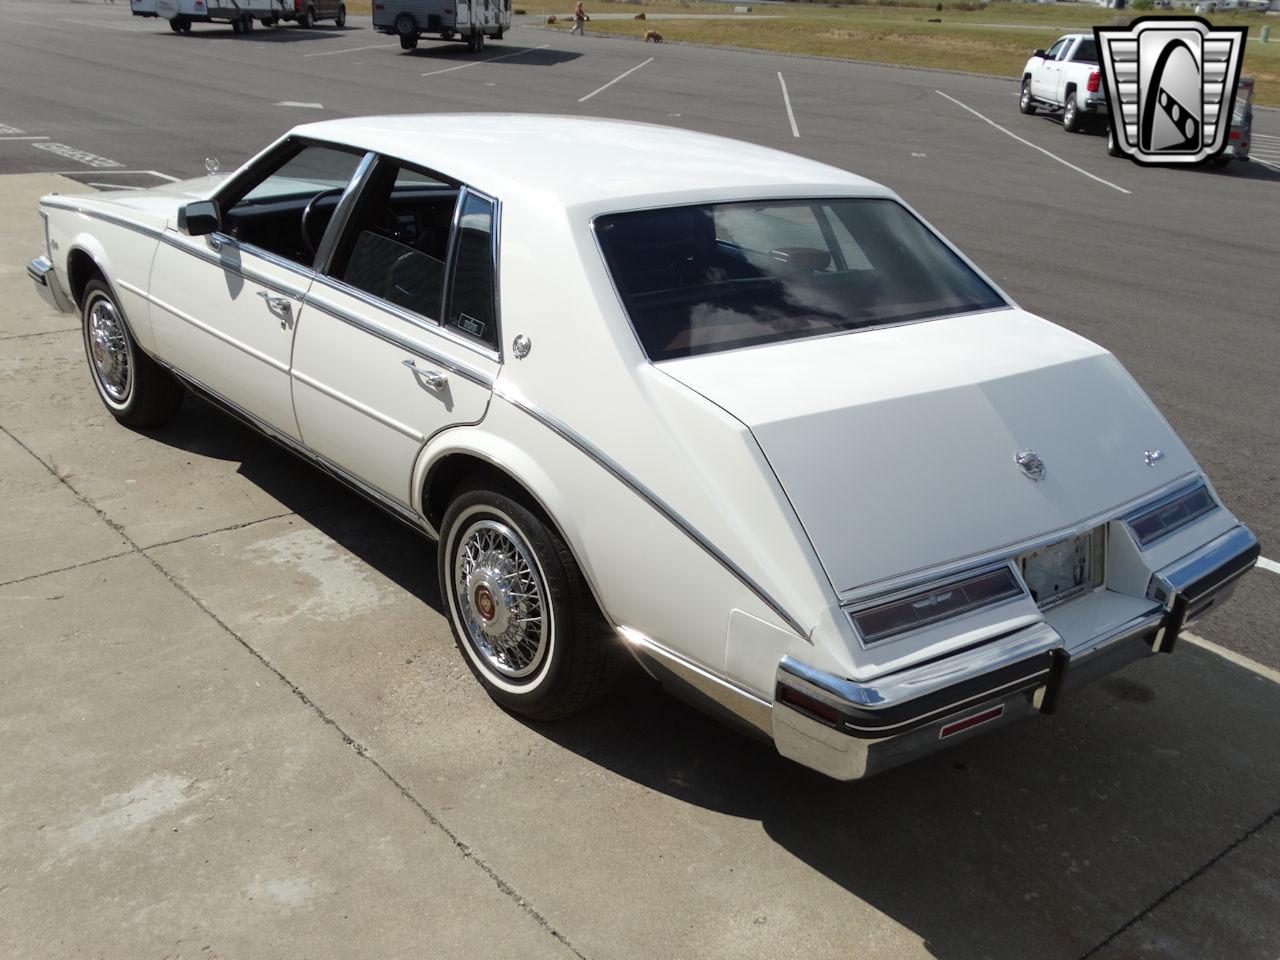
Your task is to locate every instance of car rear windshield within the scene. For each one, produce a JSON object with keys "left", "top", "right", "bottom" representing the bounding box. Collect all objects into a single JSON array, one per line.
[{"left": 595, "top": 198, "right": 1007, "bottom": 361}]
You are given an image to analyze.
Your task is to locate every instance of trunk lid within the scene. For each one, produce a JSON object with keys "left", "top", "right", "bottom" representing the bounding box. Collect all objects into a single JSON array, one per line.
[{"left": 660, "top": 309, "right": 1195, "bottom": 594}]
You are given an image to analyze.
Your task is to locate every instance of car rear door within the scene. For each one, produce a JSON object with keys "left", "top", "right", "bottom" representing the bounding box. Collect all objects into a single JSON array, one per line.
[{"left": 291, "top": 158, "right": 499, "bottom": 510}]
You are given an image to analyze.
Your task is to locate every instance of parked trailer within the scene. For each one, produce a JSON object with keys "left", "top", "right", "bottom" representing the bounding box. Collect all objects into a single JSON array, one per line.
[
  {"left": 139, "top": 0, "right": 345, "bottom": 32},
  {"left": 374, "top": 0, "right": 511, "bottom": 51}
]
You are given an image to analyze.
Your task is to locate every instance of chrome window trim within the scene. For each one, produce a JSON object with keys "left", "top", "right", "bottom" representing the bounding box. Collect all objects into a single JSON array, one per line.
[
  {"left": 492, "top": 384, "right": 807, "bottom": 639},
  {"left": 843, "top": 560, "right": 1031, "bottom": 650},
  {"left": 302, "top": 287, "right": 494, "bottom": 389},
  {"left": 1121, "top": 480, "right": 1218, "bottom": 551},
  {"left": 309, "top": 267, "right": 501, "bottom": 367},
  {"left": 440, "top": 185, "right": 503, "bottom": 358},
  {"left": 313, "top": 151, "right": 379, "bottom": 275},
  {"left": 837, "top": 470, "right": 1201, "bottom": 604}
]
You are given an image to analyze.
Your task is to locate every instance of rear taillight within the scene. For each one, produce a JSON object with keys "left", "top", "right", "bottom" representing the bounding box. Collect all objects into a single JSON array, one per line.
[
  {"left": 1229, "top": 130, "right": 1241, "bottom": 140},
  {"left": 294, "top": 0, "right": 301, "bottom": 9},
  {"left": 1087, "top": 70, "right": 1100, "bottom": 93}
]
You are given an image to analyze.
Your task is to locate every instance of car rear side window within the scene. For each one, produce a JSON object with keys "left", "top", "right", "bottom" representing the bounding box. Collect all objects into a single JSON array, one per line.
[
  {"left": 595, "top": 198, "right": 1007, "bottom": 361},
  {"left": 443, "top": 192, "right": 499, "bottom": 350},
  {"left": 325, "top": 159, "right": 460, "bottom": 321}
]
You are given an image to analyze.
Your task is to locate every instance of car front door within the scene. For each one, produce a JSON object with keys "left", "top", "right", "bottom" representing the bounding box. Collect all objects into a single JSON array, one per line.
[
  {"left": 149, "top": 140, "right": 369, "bottom": 441},
  {"left": 1033, "top": 37, "right": 1069, "bottom": 100},
  {"left": 291, "top": 158, "right": 499, "bottom": 511}
]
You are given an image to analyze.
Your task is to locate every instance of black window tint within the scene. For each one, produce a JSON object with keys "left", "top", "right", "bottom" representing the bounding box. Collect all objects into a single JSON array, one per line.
[
  {"left": 596, "top": 198, "right": 1006, "bottom": 361},
  {"left": 326, "top": 159, "right": 460, "bottom": 321},
  {"left": 1072, "top": 39, "right": 1098, "bottom": 63},
  {"left": 444, "top": 193, "right": 498, "bottom": 348},
  {"left": 222, "top": 144, "right": 362, "bottom": 266}
]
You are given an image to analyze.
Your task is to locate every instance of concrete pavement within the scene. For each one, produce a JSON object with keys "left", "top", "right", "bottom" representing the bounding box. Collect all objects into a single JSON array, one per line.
[{"left": 2, "top": 170, "right": 1279, "bottom": 957}]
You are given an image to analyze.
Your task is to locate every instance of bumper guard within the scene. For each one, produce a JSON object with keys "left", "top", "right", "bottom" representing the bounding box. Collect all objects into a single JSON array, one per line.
[{"left": 774, "top": 524, "right": 1259, "bottom": 780}]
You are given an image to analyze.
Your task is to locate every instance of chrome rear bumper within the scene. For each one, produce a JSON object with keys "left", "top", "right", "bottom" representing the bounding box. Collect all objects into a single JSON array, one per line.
[
  {"left": 28, "top": 256, "right": 74, "bottom": 314},
  {"left": 774, "top": 524, "right": 1260, "bottom": 780}
]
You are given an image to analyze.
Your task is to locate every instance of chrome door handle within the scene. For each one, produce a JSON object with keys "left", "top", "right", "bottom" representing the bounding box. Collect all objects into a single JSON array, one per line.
[
  {"left": 402, "top": 358, "right": 448, "bottom": 391},
  {"left": 258, "top": 291, "right": 294, "bottom": 329}
]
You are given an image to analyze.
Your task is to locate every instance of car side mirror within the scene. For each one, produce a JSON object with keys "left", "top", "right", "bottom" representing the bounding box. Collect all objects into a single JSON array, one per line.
[
  {"left": 178, "top": 200, "right": 220, "bottom": 237},
  {"left": 1032, "top": 49, "right": 1046, "bottom": 58}
]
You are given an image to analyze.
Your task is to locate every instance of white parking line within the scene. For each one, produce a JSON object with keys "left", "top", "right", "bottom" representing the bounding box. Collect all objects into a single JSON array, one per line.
[
  {"left": 578, "top": 57, "right": 654, "bottom": 103},
  {"left": 304, "top": 42, "right": 400, "bottom": 57},
  {"left": 935, "top": 90, "right": 1132, "bottom": 196},
  {"left": 1183, "top": 632, "right": 1280, "bottom": 684},
  {"left": 421, "top": 43, "right": 551, "bottom": 77},
  {"left": 40, "top": 169, "right": 180, "bottom": 182},
  {"left": 778, "top": 72, "right": 799, "bottom": 138},
  {"left": 31, "top": 142, "right": 123, "bottom": 168},
  {"left": 0, "top": 135, "right": 49, "bottom": 141},
  {"left": 1257, "top": 556, "right": 1280, "bottom": 576}
]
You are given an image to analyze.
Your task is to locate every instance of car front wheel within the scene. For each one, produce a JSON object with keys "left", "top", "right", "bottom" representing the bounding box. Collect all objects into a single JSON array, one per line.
[
  {"left": 439, "top": 483, "right": 621, "bottom": 720},
  {"left": 1106, "top": 125, "right": 1124, "bottom": 157},
  {"left": 1019, "top": 79, "right": 1036, "bottom": 115},
  {"left": 81, "top": 278, "right": 183, "bottom": 428},
  {"left": 335, "top": 4, "right": 346, "bottom": 27}
]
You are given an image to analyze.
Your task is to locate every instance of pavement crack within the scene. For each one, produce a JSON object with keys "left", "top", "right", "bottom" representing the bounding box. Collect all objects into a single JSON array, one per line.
[
  {"left": 0, "top": 549, "right": 134, "bottom": 588},
  {"left": 1079, "top": 804, "right": 1280, "bottom": 959},
  {"left": 0, "top": 327, "right": 78, "bottom": 341},
  {"left": 0, "top": 421, "right": 590, "bottom": 960}
]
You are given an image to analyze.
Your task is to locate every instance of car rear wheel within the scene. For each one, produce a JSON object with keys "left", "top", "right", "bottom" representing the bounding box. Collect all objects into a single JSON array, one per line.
[
  {"left": 297, "top": 6, "right": 312, "bottom": 27},
  {"left": 81, "top": 279, "right": 184, "bottom": 429},
  {"left": 439, "top": 483, "right": 622, "bottom": 720},
  {"left": 335, "top": 4, "right": 345, "bottom": 26},
  {"left": 399, "top": 32, "right": 418, "bottom": 48},
  {"left": 1062, "top": 92, "right": 1081, "bottom": 133},
  {"left": 1019, "top": 79, "right": 1036, "bottom": 115},
  {"left": 168, "top": 17, "right": 183, "bottom": 32}
]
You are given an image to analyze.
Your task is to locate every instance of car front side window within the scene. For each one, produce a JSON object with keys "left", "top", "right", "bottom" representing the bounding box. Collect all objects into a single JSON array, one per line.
[{"left": 220, "top": 143, "right": 364, "bottom": 268}]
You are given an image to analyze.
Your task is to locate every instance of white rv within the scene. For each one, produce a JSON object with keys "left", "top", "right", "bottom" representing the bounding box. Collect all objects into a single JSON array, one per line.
[
  {"left": 134, "top": 0, "right": 346, "bottom": 32},
  {"left": 373, "top": 0, "right": 512, "bottom": 51}
]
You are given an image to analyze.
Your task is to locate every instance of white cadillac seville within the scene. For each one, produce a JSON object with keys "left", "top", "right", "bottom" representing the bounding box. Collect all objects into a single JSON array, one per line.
[{"left": 29, "top": 115, "right": 1259, "bottom": 780}]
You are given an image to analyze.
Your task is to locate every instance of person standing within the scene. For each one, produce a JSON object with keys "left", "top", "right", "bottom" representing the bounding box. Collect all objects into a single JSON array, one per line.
[{"left": 571, "top": 1, "right": 589, "bottom": 35}]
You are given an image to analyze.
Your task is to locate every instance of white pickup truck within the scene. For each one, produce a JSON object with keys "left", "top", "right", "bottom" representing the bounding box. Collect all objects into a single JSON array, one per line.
[{"left": 1019, "top": 34, "right": 1108, "bottom": 133}]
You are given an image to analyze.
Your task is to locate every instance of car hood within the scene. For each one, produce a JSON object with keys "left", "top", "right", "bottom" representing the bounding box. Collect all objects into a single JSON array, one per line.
[{"left": 659, "top": 308, "right": 1197, "bottom": 594}]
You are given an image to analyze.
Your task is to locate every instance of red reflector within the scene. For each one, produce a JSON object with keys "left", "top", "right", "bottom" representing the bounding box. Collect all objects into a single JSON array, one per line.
[
  {"left": 939, "top": 704, "right": 1005, "bottom": 740},
  {"left": 1229, "top": 131, "right": 1241, "bottom": 140},
  {"left": 778, "top": 686, "right": 842, "bottom": 725},
  {"left": 1087, "top": 70, "right": 1100, "bottom": 94}
]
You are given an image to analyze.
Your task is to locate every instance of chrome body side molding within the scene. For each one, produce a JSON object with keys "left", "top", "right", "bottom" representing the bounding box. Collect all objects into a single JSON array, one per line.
[{"left": 493, "top": 385, "right": 808, "bottom": 639}]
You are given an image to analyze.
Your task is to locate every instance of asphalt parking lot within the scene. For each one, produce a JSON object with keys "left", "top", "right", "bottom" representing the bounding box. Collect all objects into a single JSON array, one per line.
[{"left": 2, "top": 2, "right": 1279, "bottom": 957}]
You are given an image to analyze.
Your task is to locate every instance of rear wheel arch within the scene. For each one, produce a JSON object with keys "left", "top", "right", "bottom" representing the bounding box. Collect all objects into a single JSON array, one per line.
[{"left": 420, "top": 449, "right": 615, "bottom": 625}]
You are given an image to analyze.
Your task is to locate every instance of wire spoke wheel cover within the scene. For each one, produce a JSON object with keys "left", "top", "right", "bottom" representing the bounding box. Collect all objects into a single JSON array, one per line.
[
  {"left": 452, "top": 516, "right": 550, "bottom": 683},
  {"left": 86, "top": 295, "right": 132, "bottom": 404}
]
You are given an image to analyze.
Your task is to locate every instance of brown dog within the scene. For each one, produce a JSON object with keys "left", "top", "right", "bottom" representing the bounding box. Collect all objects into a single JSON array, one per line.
[{"left": 643, "top": 29, "right": 662, "bottom": 42}]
